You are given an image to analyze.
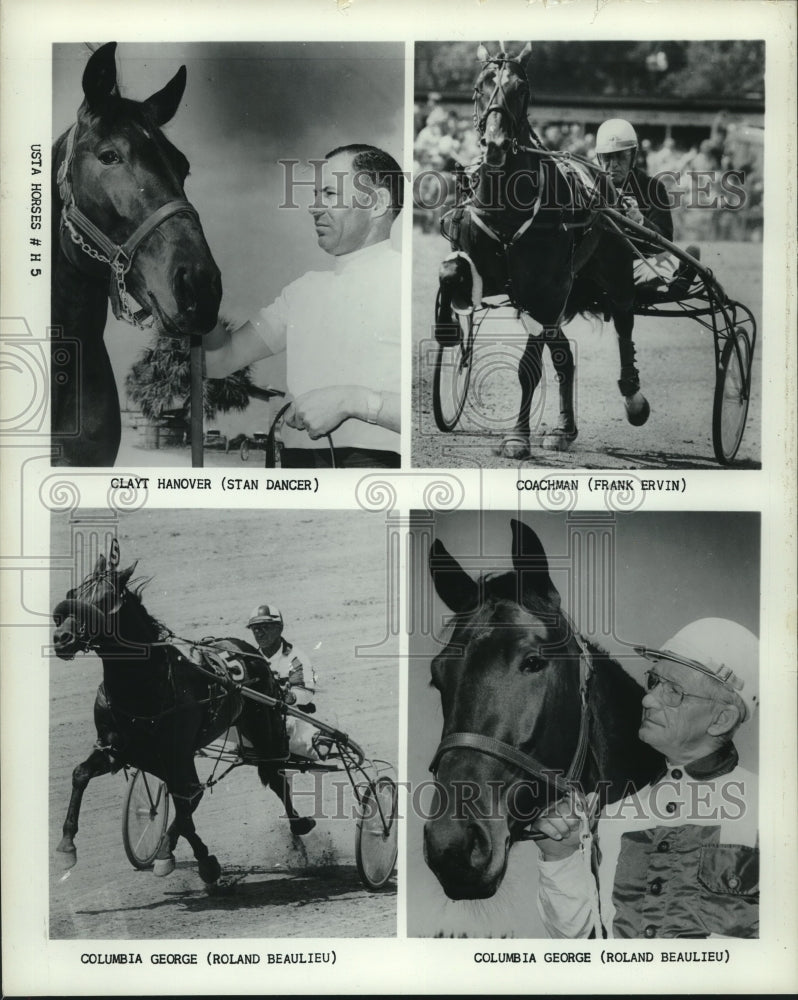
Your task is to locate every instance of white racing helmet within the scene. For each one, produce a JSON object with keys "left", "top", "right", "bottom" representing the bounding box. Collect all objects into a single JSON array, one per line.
[
  {"left": 596, "top": 118, "right": 639, "bottom": 157},
  {"left": 246, "top": 603, "right": 283, "bottom": 630},
  {"left": 634, "top": 617, "right": 759, "bottom": 722}
]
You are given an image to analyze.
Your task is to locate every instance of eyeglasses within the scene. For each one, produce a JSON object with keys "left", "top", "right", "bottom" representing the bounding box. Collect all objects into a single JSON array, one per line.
[{"left": 644, "top": 670, "right": 718, "bottom": 708}]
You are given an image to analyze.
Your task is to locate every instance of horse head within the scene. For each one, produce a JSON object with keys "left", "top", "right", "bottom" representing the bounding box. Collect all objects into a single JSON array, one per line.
[
  {"left": 53, "top": 553, "right": 148, "bottom": 658},
  {"left": 425, "top": 519, "right": 592, "bottom": 900},
  {"left": 474, "top": 42, "right": 533, "bottom": 167},
  {"left": 57, "top": 42, "right": 222, "bottom": 336}
]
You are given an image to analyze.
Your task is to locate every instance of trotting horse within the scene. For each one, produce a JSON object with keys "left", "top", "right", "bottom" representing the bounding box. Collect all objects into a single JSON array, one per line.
[
  {"left": 435, "top": 43, "right": 649, "bottom": 458},
  {"left": 52, "top": 553, "right": 314, "bottom": 888},
  {"left": 424, "top": 519, "right": 663, "bottom": 900},
  {"left": 52, "top": 42, "right": 222, "bottom": 466}
]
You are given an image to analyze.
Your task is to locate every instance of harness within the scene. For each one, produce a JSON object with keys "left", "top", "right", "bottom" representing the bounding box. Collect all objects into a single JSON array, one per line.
[
  {"left": 56, "top": 121, "right": 200, "bottom": 328},
  {"left": 428, "top": 627, "right": 604, "bottom": 936}
]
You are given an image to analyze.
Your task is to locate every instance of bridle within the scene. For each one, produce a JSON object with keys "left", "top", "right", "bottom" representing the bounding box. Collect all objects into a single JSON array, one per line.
[
  {"left": 429, "top": 630, "right": 594, "bottom": 802},
  {"left": 54, "top": 567, "right": 128, "bottom": 655},
  {"left": 56, "top": 120, "right": 200, "bottom": 328},
  {"left": 473, "top": 52, "right": 528, "bottom": 153}
]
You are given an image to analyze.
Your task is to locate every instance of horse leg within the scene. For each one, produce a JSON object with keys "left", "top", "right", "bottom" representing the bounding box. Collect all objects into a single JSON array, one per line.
[
  {"left": 153, "top": 780, "right": 221, "bottom": 884},
  {"left": 542, "top": 326, "right": 578, "bottom": 450},
  {"left": 57, "top": 747, "right": 113, "bottom": 869},
  {"left": 614, "top": 308, "right": 650, "bottom": 426},
  {"left": 435, "top": 255, "right": 474, "bottom": 344},
  {"left": 258, "top": 763, "right": 316, "bottom": 836},
  {"left": 500, "top": 317, "right": 544, "bottom": 459}
]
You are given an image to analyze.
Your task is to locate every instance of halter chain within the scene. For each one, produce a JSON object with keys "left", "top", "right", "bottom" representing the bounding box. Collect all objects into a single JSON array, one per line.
[{"left": 57, "top": 121, "right": 200, "bottom": 328}]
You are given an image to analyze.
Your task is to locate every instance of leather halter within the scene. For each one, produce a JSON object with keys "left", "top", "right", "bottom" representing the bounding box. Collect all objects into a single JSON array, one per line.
[
  {"left": 56, "top": 121, "right": 200, "bottom": 327},
  {"left": 429, "top": 631, "right": 594, "bottom": 800}
]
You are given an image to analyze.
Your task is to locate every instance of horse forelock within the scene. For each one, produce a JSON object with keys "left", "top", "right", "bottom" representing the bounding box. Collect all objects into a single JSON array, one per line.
[{"left": 74, "top": 100, "right": 190, "bottom": 185}]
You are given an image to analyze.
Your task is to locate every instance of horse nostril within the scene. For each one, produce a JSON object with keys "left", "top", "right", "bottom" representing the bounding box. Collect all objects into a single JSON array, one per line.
[{"left": 466, "top": 822, "right": 492, "bottom": 869}]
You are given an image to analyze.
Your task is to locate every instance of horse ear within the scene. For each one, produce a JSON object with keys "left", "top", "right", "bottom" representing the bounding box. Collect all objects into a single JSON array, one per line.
[
  {"left": 117, "top": 561, "right": 139, "bottom": 589},
  {"left": 517, "top": 41, "right": 533, "bottom": 64},
  {"left": 510, "top": 519, "right": 561, "bottom": 608},
  {"left": 94, "top": 554, "right": 107, "bottom": 576},
  {"left": 430, "top": 540, "right": 479, "bottom": 614},
  {"left": 142, "top": 65, "right": 187, "bottom": 126},
  {"left": 477, "top": 44, "right": 489, "bottom": 64},
  {"left": 82, "top": 42, "right": 119, "bottom": 110}
]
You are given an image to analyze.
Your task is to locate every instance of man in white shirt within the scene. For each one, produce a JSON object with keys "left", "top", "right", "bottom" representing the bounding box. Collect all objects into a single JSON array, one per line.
[
  {"left": 204, "top": 144, "right": 402, "bottom": 468},
  {"left": 534, "top": 618, "right": 759, "bottom": 939}
]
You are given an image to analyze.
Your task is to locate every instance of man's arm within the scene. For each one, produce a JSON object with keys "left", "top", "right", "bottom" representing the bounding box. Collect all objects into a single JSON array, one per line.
[
  {"left": 203, "top": 319, "right": 278, "bottom": 378},
  {"left": 284, "top": 387, "right": 400, "bottom": 439},
  {"left": 533, "top": 794, "right": 597, "bottom": 938}
]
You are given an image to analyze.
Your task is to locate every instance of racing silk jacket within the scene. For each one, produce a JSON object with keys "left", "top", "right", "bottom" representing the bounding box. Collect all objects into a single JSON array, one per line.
[
  {"left": 619, "top": 167, "right": 674, "bottom": 253},
  {"left": 262, "top": 638, "right": 316, "bottom": 706},
  {"left": 538, "top": 744, "right": 759, "bottom": 939}
]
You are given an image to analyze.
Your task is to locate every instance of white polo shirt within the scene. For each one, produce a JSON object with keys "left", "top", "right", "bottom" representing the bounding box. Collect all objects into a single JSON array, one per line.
[{"left": 253, "top": 240, "right": 401, "bottom": 452}]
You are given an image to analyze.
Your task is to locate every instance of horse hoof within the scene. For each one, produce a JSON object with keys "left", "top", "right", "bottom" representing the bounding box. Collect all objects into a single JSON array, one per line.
[
  {"left": 153, "top": 855, "right": 176, "bottom": 877},
  {"left": 289, "top": 816, "right": 316, "bottom": 837},
  {"left": 498, "top": 435, "right": 529, "bottom": 459},
  {"left": 542, "top": 427, "right": 578, "bottom": 451},
  {"left": 624, "top": 392, "right": 650, "bottom": 426},
  {"left": 199, "top": 854, "right": 222, "bottom": 884},
  {"left": 56, "top": 843, "right": 78, "bottom": 870}
]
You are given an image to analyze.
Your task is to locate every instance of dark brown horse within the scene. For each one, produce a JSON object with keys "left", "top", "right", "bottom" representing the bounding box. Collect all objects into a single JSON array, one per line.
[
  {"left": 52, "top": 43, "right": 222, "bottom": 466},
  {"left": 424, "top": 519, "right": 662, "bottom": 900},
  {"left": 435, "top": 43, "right": 649, "bottom": 458},
  {"left": 52, "top": 553, "right": 314, "bottom": 887}
]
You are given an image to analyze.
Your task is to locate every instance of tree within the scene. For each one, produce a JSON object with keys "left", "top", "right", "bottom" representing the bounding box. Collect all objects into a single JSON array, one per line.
[{"left": 125, "top": 330, "right": 253, "bottom": 422}]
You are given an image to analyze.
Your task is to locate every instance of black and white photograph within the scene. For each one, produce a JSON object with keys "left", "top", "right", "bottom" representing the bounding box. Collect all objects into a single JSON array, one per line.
[
  {"left": 412, "top": 40, "right": 763, "bottom": 469},
  {"left": 1, "top": 0, "right": 796, "bottom": 996},
  {"left": 51, "top": 41, "right": 405, "bottom": 469},
  {"left": 407, "top": 510, "right": 760, "bottom": 938},
  {"left": 49, "top": 508, "right": 398, "bottom": 938}
]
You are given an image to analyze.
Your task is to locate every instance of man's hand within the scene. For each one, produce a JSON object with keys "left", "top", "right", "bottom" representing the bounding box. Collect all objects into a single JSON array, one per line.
[
  {"left": 621, "top": 195, "right": 644, "bottom": 226},
  {"left": 284, "top": 387, "right": 357, "bottom": 439},
  {"left": 532, "top": 791, "right": 598, "bottom": 861}
]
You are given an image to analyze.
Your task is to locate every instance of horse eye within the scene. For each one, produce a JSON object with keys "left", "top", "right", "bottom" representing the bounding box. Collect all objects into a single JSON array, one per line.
[
  {"left": 520, "top": 654, "right": 544, "bottom": 674},
  {"left": 98, "top": 150, "right": 121, "bottom": 166}
]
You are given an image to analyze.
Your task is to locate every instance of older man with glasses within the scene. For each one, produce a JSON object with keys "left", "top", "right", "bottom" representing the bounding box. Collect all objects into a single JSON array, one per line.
[{"left": 534, "top": 618, "right": 759, "bottom": 939}]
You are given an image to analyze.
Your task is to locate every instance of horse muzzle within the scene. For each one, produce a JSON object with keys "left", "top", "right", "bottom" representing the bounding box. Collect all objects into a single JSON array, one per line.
[
  {"left": 52, "top": 599, "right": 106, "bottom": 658},
  {"left": 423, "top": 814, "right": 510, "bottom": 900}
]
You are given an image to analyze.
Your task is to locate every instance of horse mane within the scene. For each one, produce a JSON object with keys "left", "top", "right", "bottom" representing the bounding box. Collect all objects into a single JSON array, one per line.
[{"left": 125, "top": 576, "right": 173, "bottom": 642}]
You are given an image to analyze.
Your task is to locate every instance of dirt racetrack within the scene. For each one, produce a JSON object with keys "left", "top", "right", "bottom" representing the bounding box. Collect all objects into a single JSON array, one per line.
[
  {"left": 412, "top": 231, "right": 762, "bottom": 469},
  {"left": 49, "top": 509, "right": 397, "bottom": 939}
]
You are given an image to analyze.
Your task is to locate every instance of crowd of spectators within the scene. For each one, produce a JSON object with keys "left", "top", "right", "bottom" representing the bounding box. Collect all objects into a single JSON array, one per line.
[{"left": 413, "top": 97, "right": 763, "bottom": 242}]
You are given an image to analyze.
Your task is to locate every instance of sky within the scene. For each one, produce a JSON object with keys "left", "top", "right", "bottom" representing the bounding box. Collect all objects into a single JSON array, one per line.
[{"left": 53, "top": 42, "right": 406, "bottom": 430}]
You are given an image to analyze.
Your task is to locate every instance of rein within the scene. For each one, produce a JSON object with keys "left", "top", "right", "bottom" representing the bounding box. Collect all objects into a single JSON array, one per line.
[{"left": 56, "top": 121, "right": 200, "bottom": 328}]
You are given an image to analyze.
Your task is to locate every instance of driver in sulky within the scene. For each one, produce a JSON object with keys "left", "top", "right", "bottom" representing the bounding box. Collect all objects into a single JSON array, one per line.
[
  {"left": 595, "top": 118, "right": 699, "bottom": 298},
  {"left": 534, "top": 618, "right": 759, "bottom": 939},
  {"left": 245, "top": 603, "right": 319, "bottom": 759}
]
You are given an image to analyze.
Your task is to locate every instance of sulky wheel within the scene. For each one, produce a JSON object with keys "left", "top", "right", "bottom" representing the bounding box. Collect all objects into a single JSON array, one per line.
[
  {"left": 712, "top": 327, "right": 752, "bottom": 466},
  {"left": 122, "top": 770, "right": 170, "bottom": 870},
  {"left": 240, "top": 438, "right": 250, "bottom": 462},
  {"left": 355, "top": 776, "right": 398, "bottom": 891},
  {"left": 432, "top": 309, "right": 475, "bottom": 432}
]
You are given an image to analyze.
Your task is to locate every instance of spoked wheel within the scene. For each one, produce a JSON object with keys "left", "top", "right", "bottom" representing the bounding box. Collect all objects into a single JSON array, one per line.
[
  {"left": 355, "top": 776, "right": 397, "bottom": 891},
  {"left": 240, "top": 438, "right": 250, "bottom": 462},
  {"left": 122, "top": 770, "right": 170, "bottom": 870},
  {"left": 712, "top": 327, "right": 752, "bottom": 465},
  {"left": 432, "top": 310, "right": 475, "bottom": 432}
]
